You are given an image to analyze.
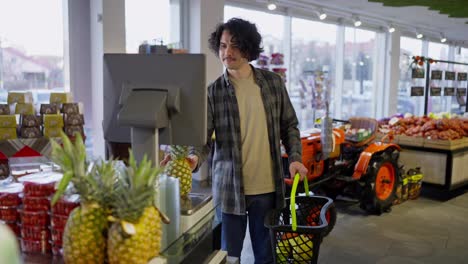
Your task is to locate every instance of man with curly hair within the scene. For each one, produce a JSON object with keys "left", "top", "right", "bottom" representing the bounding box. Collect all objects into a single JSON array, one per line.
[{"left": 164, "top": 17, "right": 307, "bottom": 263}]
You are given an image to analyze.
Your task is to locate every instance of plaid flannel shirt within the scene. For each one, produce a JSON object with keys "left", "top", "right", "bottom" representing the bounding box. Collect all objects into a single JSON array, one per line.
[{"left": 190, "top": 65, "right": 302, "bottom": 215}]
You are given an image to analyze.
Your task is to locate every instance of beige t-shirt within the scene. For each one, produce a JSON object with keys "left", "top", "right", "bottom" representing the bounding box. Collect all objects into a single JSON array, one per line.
[{"left": 230, "top": 73, "right": 275, "bottom": 195}]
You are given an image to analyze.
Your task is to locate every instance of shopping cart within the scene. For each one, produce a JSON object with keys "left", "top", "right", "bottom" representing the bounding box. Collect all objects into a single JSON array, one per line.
[{"left": 265, "top": 174, "right": 334, "bottom": 264}]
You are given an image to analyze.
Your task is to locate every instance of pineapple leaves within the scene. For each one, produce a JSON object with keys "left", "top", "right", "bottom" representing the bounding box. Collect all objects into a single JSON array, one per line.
[
  {"left": 50, "top": 134, "right": 79, "bottom": 205},
  {"left": 75, "top": 132, "right": 86, "bottom": 158},
  {"left": 51, "top": 138, "right": 73, "bottom": 171},
  {"left": 134, "top": 154, "right": 147, "bottom": 188},
  {"left": 50, "top": 132, "right": 112, "bottom": 207},
  {"left": 109, "top": 149, "right": 161, "bottom": 222},
  {"left": 51, "top": 140, "right": 163, "bottom": 223},
  {"left": 61, "top": 131, "right": 75, "bottom": 161},
  {"left": 98, "top": 160, "right": 118, "bottom": 189},
  {"left": 51, "top": 171, "right": 73, "bottom": 205}
]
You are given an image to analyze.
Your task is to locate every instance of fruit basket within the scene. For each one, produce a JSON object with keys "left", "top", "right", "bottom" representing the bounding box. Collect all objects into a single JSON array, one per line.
[
  {"left": 344, "top": 117, "right": 378, "bottom": 144},
  {"left": 265, "top": 174, "right": 333, "bottom": 264},
  {"left": 18, "top": 172, "right": 62, "bottom": 197},
  {"left": 51, "top": 194, "right": 80, "bottom": 216},
  {"left": 19, "top": 209, "right": 49, "bottom": 226},
  {"left": 50, "top": 213, "right": 69, "bottom": 229},
  {"left": 0, "top": 183, "right": 24, "bottom": 206},
  {"left": 20, "top": 224, "right": 50, "bottom": 240},
  {"left": 20, "top": 238, "right": 51, "bottom": 254},
  {"left": 23, "top": 196, "right": 50, "bottom": 211},
  {"left": 22, "top": 179, "right": 57, "bottom": 197},
  {"left": 0, "top": 205, "right": 19, "bottom": 222}
]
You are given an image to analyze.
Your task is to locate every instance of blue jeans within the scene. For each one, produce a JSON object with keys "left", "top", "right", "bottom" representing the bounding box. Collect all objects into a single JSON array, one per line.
[{"left": 221, "top": 192, "right": 275, "bottom": 264}]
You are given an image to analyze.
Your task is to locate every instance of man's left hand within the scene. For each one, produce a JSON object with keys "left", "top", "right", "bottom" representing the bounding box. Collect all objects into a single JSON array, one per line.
[{"left": 289, "top": 161, "right": 308, "bottom": 181}]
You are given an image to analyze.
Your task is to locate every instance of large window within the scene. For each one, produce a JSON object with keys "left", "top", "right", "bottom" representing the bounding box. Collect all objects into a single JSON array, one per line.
[
  {"left": 454, "top": 48, "right": 468, "bottom": 114},
  {"left": 341, "top": 27, "right": 376, "bottom": 119},
  {"left": 125, "top": 0, "right": 170, "bottom": 53},
  {"left": 224, "top": 4, "right": 287, "bottom": 87},
  {"left": 290, "top": 18, "right": 337, "bottom": 129},
  {"left": 0, "top": 0, "right": 65, "bottom": 100},
  {"left": 427, "top": 42, "right": 450, "bottom": 114},
  {"left": 224, "top": 5, "right": 285, "bottom": 56},
  {"left": 455, "top": 47, "right": 468, "bottom": 63},
  {"left": 428, "top": 42, "right": 449, "bottom": 61},
  {"left": 398, "top": 36, "right": 423, "bottom": 115}
]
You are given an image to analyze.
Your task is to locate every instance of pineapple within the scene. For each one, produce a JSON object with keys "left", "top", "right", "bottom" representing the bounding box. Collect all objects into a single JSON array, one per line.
[
  {"left": 107, "top": 152, "right": 162, "bottom": 264},
  {"left": 164, "top": 145, "right": 192, "bottom": 197},
  {"left": 50, "top": 132, "right": 117, "bottom": 264}
]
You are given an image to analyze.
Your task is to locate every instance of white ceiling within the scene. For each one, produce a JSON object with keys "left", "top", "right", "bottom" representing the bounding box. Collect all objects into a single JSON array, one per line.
[
  {"left": 299, "top": 0, "right": 468, "bottom": 43},
  {"left": 238, "top": 0, "right": 468, "bottom": 46}
]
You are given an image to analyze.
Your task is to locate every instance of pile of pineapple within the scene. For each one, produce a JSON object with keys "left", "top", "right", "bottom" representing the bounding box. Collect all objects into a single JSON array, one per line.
[{"left": 50, "top": 132, "right": 164, "bottom": 264}]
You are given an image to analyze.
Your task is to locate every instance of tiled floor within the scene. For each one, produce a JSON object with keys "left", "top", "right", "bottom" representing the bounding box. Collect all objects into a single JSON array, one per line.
[{"left": 241, "top": 186, "right": 468, "bottom": 264}]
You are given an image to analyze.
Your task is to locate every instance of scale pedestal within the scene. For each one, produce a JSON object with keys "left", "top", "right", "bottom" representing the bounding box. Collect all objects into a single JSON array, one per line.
[
  {"left": 180, "top": 193, "right": 213, "bottom": 234},
  {"left": 151, "top": 192, "right": 219, "bottom": 264}
]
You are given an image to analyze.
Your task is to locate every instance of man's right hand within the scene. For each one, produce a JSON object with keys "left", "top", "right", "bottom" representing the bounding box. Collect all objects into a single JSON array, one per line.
[
  {"left": 160, "top": 154, "right": 171, "bottom": 167},
  {"left": 187, "top": 154, "right": 199, "bottom": 171},
  {"left": 160, "top": 154, "right": 199, "bottom": 172}
]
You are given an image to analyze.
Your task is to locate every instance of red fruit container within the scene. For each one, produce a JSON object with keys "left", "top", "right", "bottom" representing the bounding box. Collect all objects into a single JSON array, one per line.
[
  {"left": 21, "top": 225, "right": 50, "bottom": 240},
  {"left": 23, "top": 196, "right": 50, "bottom": 211},
  {"left": 19, "top": 172, "right": 62, "bottom": 197},
  {"left": 0, "top": 206, "right": 19, "bottom": 222},
  {"left": 50, "top": 214, "right": 69, "bottom": 229},
  {"left": 51, "top": 194, "right": 80, "bottom": 216},
  {"left": 22, "top": 181, "right": 56, "bottom": 197},
  {"left": 20, "top": 238, "right": 51, "bottom": 254},
  {"left": 0, "top": 183, "right": 24, "bottom": 206},
  {"left": 19, "top": 209, "right": 49, "bottom": 226},
  {"left": 51, "top": 227, "right": 64, "bottom": 245},
  {"left": 4, "top": 221, "right": 20, "bottom": 237}
]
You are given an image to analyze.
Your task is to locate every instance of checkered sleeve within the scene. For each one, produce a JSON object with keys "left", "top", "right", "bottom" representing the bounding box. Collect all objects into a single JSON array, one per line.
[{"left": 188, "top": 85, "right": 214, "bottom": 172}]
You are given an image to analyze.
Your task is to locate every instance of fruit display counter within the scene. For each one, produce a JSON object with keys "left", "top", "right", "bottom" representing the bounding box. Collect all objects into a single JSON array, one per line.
[
  {"left": 377, "top": 115, "right": 468, "bottom": 191},
  {"left": 155, "top": 203, "right": 221, "bottom": 264},
  {"left": 0, "top": 134, "right": 222, "bottom": 264},
  {"left": 16, "top": 180, "right": 221, "bottom": 264},
  {"left": 397, "top": 143, "right": 468, "bottom": 191}
]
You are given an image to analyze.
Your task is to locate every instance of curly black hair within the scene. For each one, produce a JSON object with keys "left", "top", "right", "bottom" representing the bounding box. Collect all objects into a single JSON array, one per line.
[{"left": 208, "top": 18, "right": 264, "bottom": 62}]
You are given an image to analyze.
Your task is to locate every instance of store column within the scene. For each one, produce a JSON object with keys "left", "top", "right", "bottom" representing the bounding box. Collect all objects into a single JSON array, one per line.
[
  {"left": 90, "top": 0, "right": 126, "bottom": 158},
  {"left": 66, "top": 0, "right": 125, "bottom": 158},
  {"left": 64, "top": 0, "right": 92, "bottom": 148},
  {"left": 187, "top": 0, "right": 224, "bottom": 181},
  {"left": 334, "top": 25, "right": 345, "bottom": 119},
  {"left": 188, "top": 0, "right": 224, "bottom": 84},
  {"left": 383, "top": 29, "right": 400, "bottom": 117}
]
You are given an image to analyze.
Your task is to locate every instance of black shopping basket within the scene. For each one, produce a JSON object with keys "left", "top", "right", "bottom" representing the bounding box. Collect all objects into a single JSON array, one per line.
[{"left": 265, "top": 174, "right": 333, "bottom": 264}]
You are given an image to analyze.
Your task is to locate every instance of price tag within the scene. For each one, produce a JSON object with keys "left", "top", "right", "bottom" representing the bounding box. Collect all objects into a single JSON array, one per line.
[
  {"left": 445, "top": 71, "right": 456, "bottom": 80},
  {"left": 431, "top": 70, "right": 442, "bottom": 80},
  {"left": 430, "top": 87, "right": 441, "bottom": 96},
  {"left": 411, "top": 86, "right": 424, "bottom": 96},
  {"left": 411, "top": 68, "right": 425, "bottom": 79},
  {"left": 457, "top": 88, "right": 467, "bottom": 96},
  {"left": 444, "top": 87, "right": 455, "bottom": 96},
  {"left": 457, "top": 72, "right": 467, "bottom": 81}
]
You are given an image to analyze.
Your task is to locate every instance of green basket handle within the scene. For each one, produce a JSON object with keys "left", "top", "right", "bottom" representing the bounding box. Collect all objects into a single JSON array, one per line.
[{"left": 290, "top": 173, "right": 309, "bottom": 231}]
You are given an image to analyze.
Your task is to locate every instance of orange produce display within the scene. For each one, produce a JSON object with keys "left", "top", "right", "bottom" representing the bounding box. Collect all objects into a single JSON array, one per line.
[{"left": 379, "top": 115, "right": 468, "bottom": 140}]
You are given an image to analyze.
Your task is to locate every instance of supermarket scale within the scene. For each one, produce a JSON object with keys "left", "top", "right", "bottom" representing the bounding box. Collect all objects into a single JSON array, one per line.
[
  {"left": 156, "top": 174, "right": 215, "bottom": 248},
  {"left": 104, "top": 53, "right": 224, "bottom": 263},
  {"left": 180, "top": 192, "right": 214, "bottom": 234},
  {"left": 153, "top": 176, "right": 219, "bottom": 264}
]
